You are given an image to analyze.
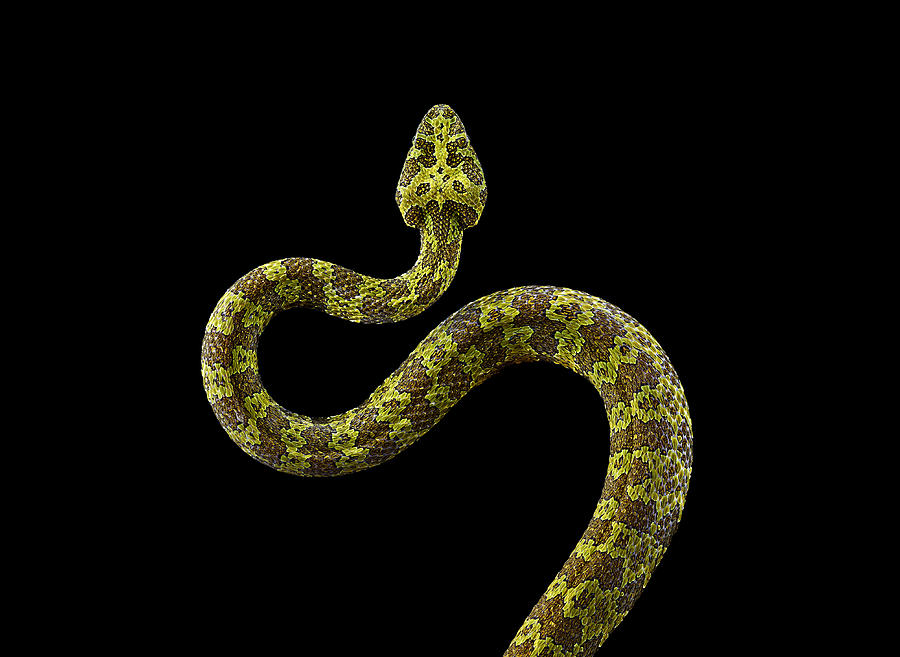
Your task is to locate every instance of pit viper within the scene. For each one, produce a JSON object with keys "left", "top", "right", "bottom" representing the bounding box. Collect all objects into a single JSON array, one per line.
[{"left": 201, "top": 104, "right": 693, "bottom": 654}]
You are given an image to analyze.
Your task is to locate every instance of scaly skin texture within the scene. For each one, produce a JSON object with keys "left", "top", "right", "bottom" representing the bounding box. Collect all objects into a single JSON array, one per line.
[{"left": 201, "top": 104, "right": 693, "bottom": 654}]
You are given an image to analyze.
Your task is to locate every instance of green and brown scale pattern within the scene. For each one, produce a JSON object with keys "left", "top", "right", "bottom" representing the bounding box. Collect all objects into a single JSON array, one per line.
[{"left": 201, "top": 105, "right": 692, "bottom": 655}]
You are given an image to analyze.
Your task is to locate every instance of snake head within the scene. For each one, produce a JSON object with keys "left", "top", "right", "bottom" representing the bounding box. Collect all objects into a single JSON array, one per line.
[{"left": 396, "top": 104, "right": 488, "bottom": 231}]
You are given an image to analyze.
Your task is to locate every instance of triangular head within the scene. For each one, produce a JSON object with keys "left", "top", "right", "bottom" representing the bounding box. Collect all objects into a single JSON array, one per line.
[{"left": 396, "top": 104, "right": 487, "bottom": 231}]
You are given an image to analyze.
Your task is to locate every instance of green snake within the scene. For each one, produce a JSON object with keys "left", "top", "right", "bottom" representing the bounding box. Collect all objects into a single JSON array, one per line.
[{"left": 201, "top": 104, "right": 693, "bottom": 654}]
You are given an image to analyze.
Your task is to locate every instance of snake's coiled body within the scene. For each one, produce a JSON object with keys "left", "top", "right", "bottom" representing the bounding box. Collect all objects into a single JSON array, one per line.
[{"left": 201, "top": 105, "right": 692, "bottom": 654}]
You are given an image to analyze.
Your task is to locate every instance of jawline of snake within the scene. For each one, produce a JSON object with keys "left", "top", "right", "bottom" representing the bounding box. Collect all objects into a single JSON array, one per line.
[{"left": 201, "top": 104, "right": 693, "bottom": 655}]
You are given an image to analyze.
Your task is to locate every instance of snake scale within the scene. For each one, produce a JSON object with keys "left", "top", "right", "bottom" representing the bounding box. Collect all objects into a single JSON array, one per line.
[{"left": 201, "top": 104, "right": 693, "bottom": 654}]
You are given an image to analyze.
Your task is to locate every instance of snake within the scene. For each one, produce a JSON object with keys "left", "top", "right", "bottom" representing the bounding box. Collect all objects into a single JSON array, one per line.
[{"left": 201, "top": 104, "right": 693, "bottom": 654}]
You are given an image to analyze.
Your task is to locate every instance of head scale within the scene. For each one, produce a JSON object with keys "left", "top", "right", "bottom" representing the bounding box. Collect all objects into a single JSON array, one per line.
[{"left": 396, "top": 104, "right": 487, "bottom": 230}]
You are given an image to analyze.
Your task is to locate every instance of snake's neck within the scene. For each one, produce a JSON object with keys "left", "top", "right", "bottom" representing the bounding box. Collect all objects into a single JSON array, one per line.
[{"left": 393, "top": 211, "right": 465, "bottom": 316}]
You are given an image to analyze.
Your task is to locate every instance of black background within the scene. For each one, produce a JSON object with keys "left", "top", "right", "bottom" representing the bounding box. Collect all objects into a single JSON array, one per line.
[{"left": 121, "top": 66, "right": 779, "bottom": 654}]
